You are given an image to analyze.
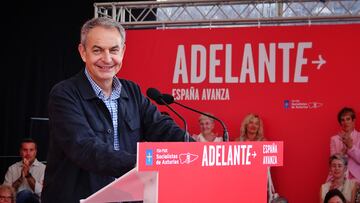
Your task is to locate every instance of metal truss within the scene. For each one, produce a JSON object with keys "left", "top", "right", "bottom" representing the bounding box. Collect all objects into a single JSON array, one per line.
[{"left": 94, "top": 0, "right": 360, "bottom": 29}]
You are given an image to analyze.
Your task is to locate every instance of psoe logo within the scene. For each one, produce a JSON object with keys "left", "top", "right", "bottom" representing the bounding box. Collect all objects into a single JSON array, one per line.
[
  {"left": 308, "top": 102, "right": 323, "bottom": 109},
  {"left": 145, "top": 149, "right": 153, "bottom": 166},
  {"left": 179, "top": 153, "right": 199, "bottom": 164},
  {"left": 284, "top": 99, "right": 323, "bottom": 110}
]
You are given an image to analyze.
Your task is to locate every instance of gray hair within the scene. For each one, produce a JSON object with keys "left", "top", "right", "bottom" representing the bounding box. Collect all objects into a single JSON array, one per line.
[
  {"left": 0, "top": 184, "right": 16, "bottom": 203},
  {"left": 198, "top": 113, "right": 215, "bottom": 123},
  {"left": 329, "top": 153, "right": 348, "bottom": 166},
  {"left": 80, "top": 17, "right": 126, "bottom": 47}
]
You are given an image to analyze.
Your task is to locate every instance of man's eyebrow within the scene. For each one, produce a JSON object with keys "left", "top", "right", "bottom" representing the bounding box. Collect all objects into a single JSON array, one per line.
[
  {"left": 110, "top": 45, "right": 120, "bottom": 49},
  {"left": 91, "top": 45, "right": 120, "bottom": 49},
  {"left": 92, "top": 45, "right": 103, "bottom": 49}
]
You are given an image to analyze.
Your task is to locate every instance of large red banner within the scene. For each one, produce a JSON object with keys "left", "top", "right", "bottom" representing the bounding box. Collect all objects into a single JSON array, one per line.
[{"left": 120, "top": 24, "right": 360, "bottom": 203}]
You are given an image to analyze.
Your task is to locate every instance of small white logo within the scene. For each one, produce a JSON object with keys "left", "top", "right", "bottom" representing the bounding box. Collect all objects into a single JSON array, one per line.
[
  {"left": 285, "top": 99, "right": 323, "bottom": 110},
  {"left": 179, "top": 153, "right": 199, "bottom": 164}
]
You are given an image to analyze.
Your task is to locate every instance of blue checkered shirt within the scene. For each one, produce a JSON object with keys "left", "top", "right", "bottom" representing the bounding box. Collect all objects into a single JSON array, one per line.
[{"left": 85, "top": 69, "right": 121, "bottom": 150}]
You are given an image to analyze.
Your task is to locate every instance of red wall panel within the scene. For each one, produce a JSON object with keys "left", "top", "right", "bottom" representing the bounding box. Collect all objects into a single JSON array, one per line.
[{"left": 119, "top": 24, "right": 360, "bottom": 203}]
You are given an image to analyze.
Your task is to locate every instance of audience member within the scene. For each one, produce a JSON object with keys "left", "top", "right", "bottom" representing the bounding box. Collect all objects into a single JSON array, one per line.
[
  {"left": 193, "top": 114, "right": 222, "bottom": 142},
  {"left": 330, "top": 107, "right": 360, "bottom": 183},
  {"left": 0, "top": 185, "right": 15, "bottom": 203},
  {"left": 320, "top": 154, "right": 358, "bottom": 203},
  {"left": 324, "top": 189, "right": 346, "bottom": 203},
  {"left": 3, "top": 138, "right": 45, "bottom": 203},
  {"left": 41, "top": 17, "right": 190, "bottom": 203},
  {"left": 234, "top": 113, "right": 277, "bottom": 202},
  {"left": 235, "top": 113, "right": 267, "bottom": 141}
]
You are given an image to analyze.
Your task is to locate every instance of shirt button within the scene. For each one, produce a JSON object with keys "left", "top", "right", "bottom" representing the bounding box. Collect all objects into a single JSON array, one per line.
[{"left": 107, "top": 129, "right": 112, "bottom": 133}]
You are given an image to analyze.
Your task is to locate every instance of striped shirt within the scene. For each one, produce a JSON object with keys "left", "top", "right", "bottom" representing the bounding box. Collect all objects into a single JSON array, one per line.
[{"left": 85, "top": 69, "right": 121, "bottom": 150}]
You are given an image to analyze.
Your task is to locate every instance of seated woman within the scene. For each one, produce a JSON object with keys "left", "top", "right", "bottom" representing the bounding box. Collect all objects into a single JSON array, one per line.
[
  {"left": 235, "top": 113, "right": 267, "bottom": 141},
  {"left": 324, "top": 189, "right": 346, "bottom": 203},
  {"left": 320, "top": 154, "right": 358, "bottom": 203},
  {"left": 193, "top": 114, "right": 223, "bottom": 142},
  {"left": 235, "top": 113, "right": 277, "bottom": 202}
]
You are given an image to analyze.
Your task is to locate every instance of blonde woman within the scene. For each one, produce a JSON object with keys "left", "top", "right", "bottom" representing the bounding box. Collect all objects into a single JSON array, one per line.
[
  {"left": 235, "top": 113, "right": 267, "bottom": 141},
  {"left": 235, "top": 113, "right": 276, "bottom": 203}
]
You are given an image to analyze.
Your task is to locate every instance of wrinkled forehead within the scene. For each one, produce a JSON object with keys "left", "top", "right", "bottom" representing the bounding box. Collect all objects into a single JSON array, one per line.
[
  {"left": 0, "top": 188, "right": 11, "bottom": 195},
  {"left": 331, "top": 158, "right": 345, "bottom": 165}
]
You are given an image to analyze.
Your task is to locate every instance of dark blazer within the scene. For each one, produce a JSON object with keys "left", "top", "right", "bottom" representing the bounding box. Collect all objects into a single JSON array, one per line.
[{"left": 42, "top": 70, "right": 186, "bottom": 203}]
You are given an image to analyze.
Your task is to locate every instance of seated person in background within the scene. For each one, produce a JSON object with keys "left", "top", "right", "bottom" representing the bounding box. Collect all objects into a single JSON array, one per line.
[
  {"left": 330, "top": 107, "right": 360, "bottom": 183},
  {"left": 3, "top": 138, "right": 46, "bottom": 203},
  {"left": 320, "top": 154, "right": 358, "bottom": 203},
  {"left": 235, "top": 113, "right": 276, "bottom": 202},
  {"left": 324, "top": 189, "right": 346, "bottom": 203},
  {"left": 0, "top": 184, "right": 16, "bottom": 203},
  {"left": 235, "top": 113, "right": 267, "bottom": 141},
  {"left": 193, "top": 114, "right": 223, "bottom": 142}
]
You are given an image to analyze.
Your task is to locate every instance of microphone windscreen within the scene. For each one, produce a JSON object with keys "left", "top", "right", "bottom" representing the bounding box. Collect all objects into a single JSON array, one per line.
[
  {"left": 161, "top": 94, "right": 174, "bottom": 104},
  {"left": 146, "top": 88, "right": 161, "bottom": 101}
]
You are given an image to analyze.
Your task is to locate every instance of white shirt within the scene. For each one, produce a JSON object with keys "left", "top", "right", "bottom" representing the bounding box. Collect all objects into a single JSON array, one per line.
[
  {"left": 195, "top": 133, "right": 223, "bottom": 142},
  {"left": 3, "top": 159, "right": 46, "bottom": 197}
]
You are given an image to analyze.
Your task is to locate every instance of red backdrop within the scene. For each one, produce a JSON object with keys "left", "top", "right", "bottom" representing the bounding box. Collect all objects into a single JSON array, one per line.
[{"left": 119, "top": 24, "right": 360, "bottom": 203}]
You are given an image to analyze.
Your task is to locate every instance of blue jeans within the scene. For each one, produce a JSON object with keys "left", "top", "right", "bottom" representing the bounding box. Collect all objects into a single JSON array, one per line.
[{"left": 16, "top": 190, "right": 40, "bottom": 203}]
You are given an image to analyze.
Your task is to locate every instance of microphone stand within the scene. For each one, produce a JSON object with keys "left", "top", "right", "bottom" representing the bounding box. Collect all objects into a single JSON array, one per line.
[{"left": 159, "top": 97, "right": 190, "bottom": 142}]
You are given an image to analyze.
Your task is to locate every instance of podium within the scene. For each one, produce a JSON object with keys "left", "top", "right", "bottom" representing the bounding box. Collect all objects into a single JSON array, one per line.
[{"left": 81, "top": 142, "right": 283, "bottom": 203}]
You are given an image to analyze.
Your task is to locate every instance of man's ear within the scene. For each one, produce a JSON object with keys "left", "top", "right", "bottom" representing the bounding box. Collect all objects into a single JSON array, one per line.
[{"left": 78, "top": 44, "right": 86, "bottom": 62}]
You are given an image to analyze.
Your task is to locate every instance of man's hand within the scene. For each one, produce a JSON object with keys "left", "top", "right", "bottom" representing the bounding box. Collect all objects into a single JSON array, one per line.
[
  {"left": 22, "top": 158, "right": 30, "bottom": 177},
  {"left": 21, "top": 158, "right": 36, "bottom": 191}
]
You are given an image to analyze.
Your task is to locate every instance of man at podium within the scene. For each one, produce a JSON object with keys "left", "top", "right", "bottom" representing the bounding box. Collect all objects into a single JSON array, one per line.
[{"left": 41, "top": 17, "right": 190, "bottom": 203}]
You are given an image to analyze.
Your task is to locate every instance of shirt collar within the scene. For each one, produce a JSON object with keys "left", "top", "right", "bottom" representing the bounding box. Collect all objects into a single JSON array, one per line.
[
  {"left": 84, "top": 68, "right": 122, "bottom": 99},
  {"left": 20, "top": 159, "right": 41, "bottom": 167}
]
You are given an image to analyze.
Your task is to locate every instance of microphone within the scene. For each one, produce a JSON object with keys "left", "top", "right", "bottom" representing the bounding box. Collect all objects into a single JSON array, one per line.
[
  {"left": 146, "top": 88, "right": 190, "bottom": 142},
  {"left": 160, "top": 93, "right": 229, "bottom": 142},
  {"left": 155, "top": 93, "right": 174, "bottom": 105}
]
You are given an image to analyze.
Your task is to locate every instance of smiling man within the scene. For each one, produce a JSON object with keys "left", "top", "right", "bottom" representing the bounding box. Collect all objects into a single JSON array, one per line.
[{"left": 41, "top": 17, "right": 190, "bottom": 203}]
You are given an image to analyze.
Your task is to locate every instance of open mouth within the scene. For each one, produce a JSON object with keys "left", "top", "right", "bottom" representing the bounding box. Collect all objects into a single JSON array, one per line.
[
  {"left": 98, "top": 65, "right": 114, "bottom": 69},
  {"left": 249, "top": 127, "right": 257, "bottom": 131}
]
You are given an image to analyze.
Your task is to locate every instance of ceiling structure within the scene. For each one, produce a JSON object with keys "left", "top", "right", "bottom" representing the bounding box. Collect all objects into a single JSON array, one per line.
[{"left": 94, "top": 0, "right": 360, "bottom": 29}]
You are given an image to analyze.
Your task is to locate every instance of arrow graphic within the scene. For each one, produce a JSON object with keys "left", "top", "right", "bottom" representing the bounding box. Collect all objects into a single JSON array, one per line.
[{"left": 312, "top": 54, "right": 326, "bottom": 70}]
